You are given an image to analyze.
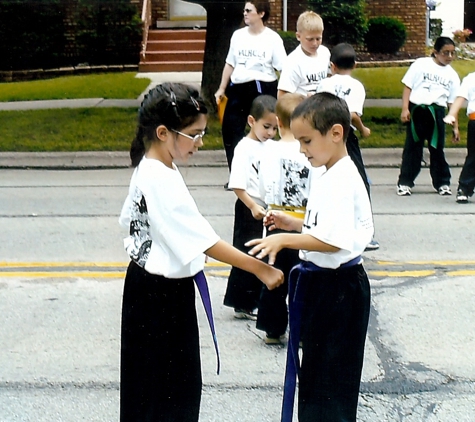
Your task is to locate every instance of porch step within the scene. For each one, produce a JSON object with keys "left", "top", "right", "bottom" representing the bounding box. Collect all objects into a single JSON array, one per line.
[{"left": 139, "top": 29, "right": 206, "bottom": 73}]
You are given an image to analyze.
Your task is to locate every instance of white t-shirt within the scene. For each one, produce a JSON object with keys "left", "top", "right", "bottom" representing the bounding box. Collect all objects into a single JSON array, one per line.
[
  {"left": 300, "top": 156, "right": 374, "bottom": 269},
  {"left": 317, "top": 73, "right": 366, "bottom": 116},
  {"left": 457, "top": 71, "right": 475, "bottom": 115},
  {"left": 119, "top": 157, "right": 220, "bottom": 278},
  {"left": 226, "top": 27, "right": 287, "bottom": 84},
  {"left": 229, "top": 136, "right": 268, "bottom": 206},
  {"left": 277, "top": 45, "right": 331, "bottom": 96},
  {"left": 402, "top": 57, "right": 460, "bottom": 107},
  {"left": 259, "top": 140, "right": 323, "bottom": 217}
]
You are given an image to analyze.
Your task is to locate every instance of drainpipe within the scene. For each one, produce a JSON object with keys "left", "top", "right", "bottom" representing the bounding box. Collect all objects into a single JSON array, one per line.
[{"left": 283, "top": 0, "right": 287, "bottom": 31}]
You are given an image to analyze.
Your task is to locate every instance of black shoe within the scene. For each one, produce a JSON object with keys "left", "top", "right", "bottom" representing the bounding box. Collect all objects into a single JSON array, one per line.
[
  {"left": 224, "top": 182, "right": 232, "bottom": 191},
  {"left": 456, "top": 189, "right": 468, "bottom": 203}
]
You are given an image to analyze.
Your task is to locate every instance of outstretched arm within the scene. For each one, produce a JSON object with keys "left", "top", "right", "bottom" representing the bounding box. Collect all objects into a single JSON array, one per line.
[
  {"left": 206, "top": 240, "right": 284, "bottom": 289},
  {"left": 245, "top": 233, "right": 339, "bottom": 265}
]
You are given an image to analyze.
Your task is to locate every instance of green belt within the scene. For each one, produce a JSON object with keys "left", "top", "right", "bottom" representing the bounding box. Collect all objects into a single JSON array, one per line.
[{"left": 410, "top": 104, "right": 441, "bottom": 149}]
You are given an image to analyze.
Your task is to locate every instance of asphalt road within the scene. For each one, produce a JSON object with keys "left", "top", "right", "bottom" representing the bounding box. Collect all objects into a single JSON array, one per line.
[{"left": 1, "top": 164, "right": 474, "bottom": 421}]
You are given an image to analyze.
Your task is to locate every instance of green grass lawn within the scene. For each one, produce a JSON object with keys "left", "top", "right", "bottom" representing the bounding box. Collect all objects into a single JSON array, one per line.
[
  {"left": 0, "top": 72, "right": 150, "bottom": 102},
  {"left": 0, "top": 107, "right": 468, "bottom": 152}
]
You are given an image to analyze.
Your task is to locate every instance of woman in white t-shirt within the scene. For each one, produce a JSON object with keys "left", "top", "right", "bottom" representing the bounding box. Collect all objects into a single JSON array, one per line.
[
  {"left": 118, "top": 83, "right": 283, "bottom": 422},
  {"left": 397, "top": 37, "right": 460, "bottom": 197},
  {"left": 214, "top": 0, "right": 287, "bottom": 173}
]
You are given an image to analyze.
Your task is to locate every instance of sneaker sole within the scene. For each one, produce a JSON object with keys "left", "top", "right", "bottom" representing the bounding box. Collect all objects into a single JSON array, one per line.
[
  {"left": 397, "top": 191, "right": 411, "bottom": 196},
  {"left": 456, "top": 198, "right": 468, "bottom": 203},
  {"left": 234, "top": 312, "right": 257, "bottom": 321}
]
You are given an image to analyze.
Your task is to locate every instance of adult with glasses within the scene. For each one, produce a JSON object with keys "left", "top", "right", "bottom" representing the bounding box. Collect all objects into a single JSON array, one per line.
[
  {"left": 396, "top": 36, "right": 460, "bottom": 197},
  {"left": 214, "top": 0, "right": 287, "bottom": 180}
]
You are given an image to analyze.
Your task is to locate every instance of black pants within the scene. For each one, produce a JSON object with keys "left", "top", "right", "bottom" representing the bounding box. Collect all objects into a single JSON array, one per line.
[
  {"left": 458, "top": 120, "right": 475, "bottom": 196},
  {"left": 224, "top": 198, "right": 264, "bottom": 311},
  {"left": 120, "top": 262, "right": 201, "bottom": 422},
  {"left": 222, "top": 80, "right": 278, "bottom": 169},
  {"left": 256, "top": 229, "right": 300, "bottom": 337},
  {"left": 297, "top": 264, "right": 371, "bottom": 422},
  {"left": 347, "top": 129, "right": 370, "bottom": 198},
  {"left": 398, "top": 103, "right": 451, "bottom": 190}
]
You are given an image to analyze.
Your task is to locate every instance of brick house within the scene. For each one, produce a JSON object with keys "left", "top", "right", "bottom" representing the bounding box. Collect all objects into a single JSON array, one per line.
[{"left": 143, "top": 0, "right": 427, "bottom": 56}]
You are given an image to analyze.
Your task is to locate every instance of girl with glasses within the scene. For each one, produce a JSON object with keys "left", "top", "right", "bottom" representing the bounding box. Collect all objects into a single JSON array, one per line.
[{"left": 118, "top": 82, "right": 283, "bottom": 422}]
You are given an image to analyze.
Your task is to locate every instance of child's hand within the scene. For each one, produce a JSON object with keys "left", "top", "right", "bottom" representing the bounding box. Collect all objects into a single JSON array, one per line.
[
  {"left": 400, "top": 109, "right": 411, "bottom": 123},
  {"left": 443, "top": 115, "right": 456, "bottom": 125},
  {"left": 451, "top": 128, "right": 460, "bottom": 143},
  {"left": 258, "top": 265, "right": 284, "bottom": 290},
  {"left": 251, "top": 204, "right": 266, "bottom": 220},
  {"left": 360, "top": 126, "right": 371, "bottom": 138},
  {"left": 245, "top": 234, "right": 285, "bottom": 265},
  {"left": 264, "top": 210, "right": 295, "bottom": 232}
]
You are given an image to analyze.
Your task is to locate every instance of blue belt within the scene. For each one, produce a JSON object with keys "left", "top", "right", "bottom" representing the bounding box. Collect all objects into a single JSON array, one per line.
[
  {"left": 194, "top": 270, "right": 220, "bottom": 375},
  {"left": 281, "top": 256, "right": 361, "bottom": 422}
]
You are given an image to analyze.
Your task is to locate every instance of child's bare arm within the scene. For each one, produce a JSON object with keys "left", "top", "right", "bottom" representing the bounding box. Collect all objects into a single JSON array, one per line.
[
  {"left": 206, "top": 240, "right": 284, "bottom": 289},
  {"left": 233, "top": 188, "right": 266, "bottom": 220},
  {"left": 401, "top": 86, "right": 412, "bottom": 123},
  {"left": 264, "top": 210, "right": 303, "bottom": 232},
  {"left": 245, "top": 233, "right": 339, "bottom": 265},
  {"left": 350, "top": 112, "right": 371, "bottom": 138},
  {"left": 444, "top": 96, "right": 465, "bottom": 143}
]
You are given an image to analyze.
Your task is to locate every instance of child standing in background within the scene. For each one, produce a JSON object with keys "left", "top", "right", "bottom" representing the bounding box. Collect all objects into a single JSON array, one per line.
[
  {"left": 224, "top": 95, "right": 278, "bottom": 320},
  {"left": 257, "top": 93, "right": 321, "bottom": 344},
  {"left": 317, "top": 42, "right": 379, "bottom": 250},
  {"left": 118, "top": 83, "right": 283, "bottom": 422},
  {"left": 247, "top": 92, "right": 373, "bottom": 422},
  {"left": 397, "top": 36, "right": 460, "bottom": 197},
  {"left": 444, "top": 71, "right": 475, "bottom": 203},
  {"left": 277, "top": 11, "right": 330, "bottom": 98}
]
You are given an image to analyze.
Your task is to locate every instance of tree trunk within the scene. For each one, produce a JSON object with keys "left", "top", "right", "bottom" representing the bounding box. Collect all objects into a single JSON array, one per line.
[{"left": 187, "top": 0, "right": 243, "bottom": 109}]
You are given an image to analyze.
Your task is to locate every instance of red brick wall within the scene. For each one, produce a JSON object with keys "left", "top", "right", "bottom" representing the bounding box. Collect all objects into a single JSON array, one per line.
[{"left": 365, "top": 0, "right": 426, "bottom": 56}]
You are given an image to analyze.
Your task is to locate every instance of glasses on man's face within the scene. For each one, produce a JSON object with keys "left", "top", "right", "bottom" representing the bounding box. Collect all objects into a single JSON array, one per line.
[
  {"left": 439, "top": 50, "right": 456, "bottom": 57},
  {"left": 243, "top": 8, "right": 255, "bottom": 13},
  {"left": 172, "top": 129, "right": 205, "bottom": 144}
]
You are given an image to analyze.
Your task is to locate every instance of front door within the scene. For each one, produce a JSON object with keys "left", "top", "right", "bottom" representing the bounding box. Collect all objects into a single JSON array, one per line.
[{"left": 464, "top": 0, "right": 475, "bottom": 41}]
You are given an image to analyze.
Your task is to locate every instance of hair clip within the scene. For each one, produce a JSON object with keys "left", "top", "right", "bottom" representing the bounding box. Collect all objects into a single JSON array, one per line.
[
  {"left": 190, "top": 96, "right": 200, "bottom": 111},
  {"left": 170, "top": 90, "right": 177, "bottom": 107}
]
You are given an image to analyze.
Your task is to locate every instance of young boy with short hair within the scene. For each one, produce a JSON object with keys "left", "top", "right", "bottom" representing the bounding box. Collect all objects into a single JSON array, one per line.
[
  {"left": 277, "top": 11, "right": 330, "bottom": 98},
  {"left": 247, "top": 92, "right": 374, "bottom": 422},
  {"left": 224, "top": 94, "right": 279, "bottom": 320},
  {"left": 318, "top": 42, "right": 379, "bottom": 250}
]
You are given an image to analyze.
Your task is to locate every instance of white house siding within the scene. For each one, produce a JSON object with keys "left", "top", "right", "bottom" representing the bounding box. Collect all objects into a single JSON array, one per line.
[{"left": 430, "top": 0, "right": 465, "bottom": 38}]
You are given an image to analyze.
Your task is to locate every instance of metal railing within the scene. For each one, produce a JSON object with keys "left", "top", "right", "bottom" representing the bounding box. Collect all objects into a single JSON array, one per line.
[{"left": 141, "top": 0, "right": 152, "bottom": 60}]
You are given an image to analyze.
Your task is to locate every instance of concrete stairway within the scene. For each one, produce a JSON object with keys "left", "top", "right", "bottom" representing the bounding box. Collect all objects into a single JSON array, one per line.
[{"left": 139, "top": 29, "right": 206, "bottom": 72}]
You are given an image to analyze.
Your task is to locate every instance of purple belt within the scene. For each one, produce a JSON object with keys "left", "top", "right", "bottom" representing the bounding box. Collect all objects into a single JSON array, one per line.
[
  {"left": 281, "top": 256, "right": 361, "bottom": 422},
  {"left": 194, "top": 270, "right": 220, "bottom": 375}
]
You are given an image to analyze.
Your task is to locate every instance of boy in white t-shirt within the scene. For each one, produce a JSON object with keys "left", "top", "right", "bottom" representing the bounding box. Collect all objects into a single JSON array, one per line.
[
  {"left": 247, "top": 92, "right": 373, "bottom": 422},
  {"left": 277, "top": 11, "right": 330, "bottom": 98},
  {"left": 444, "top": 71, "right": 475, "bottom": 203},
  {"left": 318, "top": 42, "right": 379, "bottom": 251},
  {"left": 224, "top": 94, "right": 279, "bottom": 320}
]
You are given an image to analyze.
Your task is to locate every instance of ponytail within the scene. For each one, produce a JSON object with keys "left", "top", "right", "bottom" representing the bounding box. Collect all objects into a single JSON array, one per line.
[{"left": 130, "top": 125, "right": 146, "bottom": 168}]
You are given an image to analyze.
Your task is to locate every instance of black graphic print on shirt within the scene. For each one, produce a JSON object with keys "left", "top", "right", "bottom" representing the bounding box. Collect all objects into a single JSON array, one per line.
[
  {"left": 281, "top": 159, "right": 309, "bottom": 207},
  {"left": 128, "top": 187, "right": 152, "bottom": 267}
]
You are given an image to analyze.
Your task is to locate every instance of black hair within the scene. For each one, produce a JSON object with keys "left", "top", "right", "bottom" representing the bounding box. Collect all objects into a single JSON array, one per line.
[
  {"left": 249, "top": 94, "right": 276, "bottom": 121},
  {"left": 291, "top": 92, "right": 350, "bottom": 141},
  {"left": 330, "top": 43, "right": 356, "bottom": 70},
  {"left": 433, "top": 36, "right": 456, "bottom": 53},
  {"left": 129, "top": 83, "right": 207, "bottom": 167},
  {"left": 248, "top": 0, "right": 271, "bottom": 23}
]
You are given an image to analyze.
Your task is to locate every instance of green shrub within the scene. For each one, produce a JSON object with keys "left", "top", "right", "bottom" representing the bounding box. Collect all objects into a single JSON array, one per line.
[
  {"left": 364, "top": 17, "right": 407, "bottom": 54},
  {"left": 277, "top": 31, "right": 299, "bottom": 55},
  {"left": 307, "top": 0, "right": 367, "bottom": 46},
  {"left": 0, "top": 0, "right": 66, "bottom": 71}
]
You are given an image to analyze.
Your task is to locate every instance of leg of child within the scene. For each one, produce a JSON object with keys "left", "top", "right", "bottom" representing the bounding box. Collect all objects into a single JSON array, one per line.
[
  {"left": 458, "top": 120, "right": 475, "bottom": 196},
  {"left": 428, "top": 107, "right": 451, "bottom": 190},
  {"left": 298, "top": 266, "right": 370, "bottom": 422}
]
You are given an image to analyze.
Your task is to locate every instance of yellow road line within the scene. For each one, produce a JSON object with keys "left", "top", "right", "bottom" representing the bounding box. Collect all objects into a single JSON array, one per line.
[
  {"left": 0, "top": 261, "right": 231, "bottom": 269},
  {"left": 0, "top": 272, "right": 125, "bottom": 278},
  {"left": 368, "top": 270, "right": 436, "bottom": 278},
  {"left": 446, "top": 270, "right": 475, "bottom": 276},
  {"left": 376, "top": 260, "right": 475, "bottom": 266}
]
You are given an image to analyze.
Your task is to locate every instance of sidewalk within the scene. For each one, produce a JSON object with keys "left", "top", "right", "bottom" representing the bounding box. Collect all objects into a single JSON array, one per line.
[{"left": 0, "top": 72, "right": 466, "bottom": 168}]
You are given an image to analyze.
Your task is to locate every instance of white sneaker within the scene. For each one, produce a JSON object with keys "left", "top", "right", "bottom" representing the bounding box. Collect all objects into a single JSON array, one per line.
[
  {"left": 456, "top": 189, "right": 468, "bottom": 203},
  {"left": 438, "top": 185, "right": 452, "bottom": 196},
  {"left": 397, "top": 185, "right": 411, "bottom": 196}
]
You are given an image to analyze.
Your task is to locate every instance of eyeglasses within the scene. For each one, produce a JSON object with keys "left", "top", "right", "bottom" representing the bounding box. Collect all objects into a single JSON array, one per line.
[
  {"left": 439, "top": 50, "right": 456, "bottom": 57},
  {"left": 172, "top": 129, "right": 205, "bottom": 144},
  {"left": 243, "top": 8, "right": 255, "bottom": 13}
]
